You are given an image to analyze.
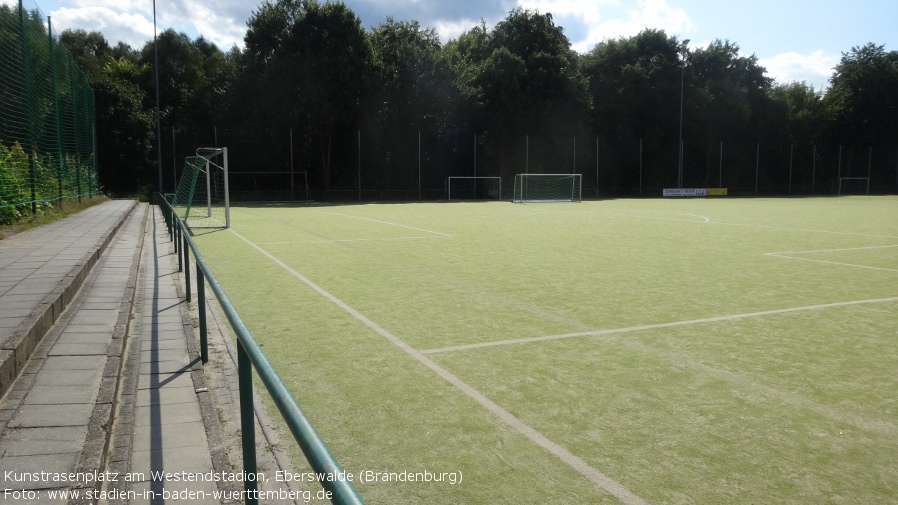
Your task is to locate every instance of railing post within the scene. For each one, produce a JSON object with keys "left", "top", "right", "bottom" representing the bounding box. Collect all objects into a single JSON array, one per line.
[
  {"left": 176, "top": 224, "right": 183, "bottom": 273},
  {"left": 197, "top": 266, "right": 208, "bottom": 363},
  {"left": 183, "top": 231, "right": 191, "bottom": 303},
  {"left": 238, "top": 343, "right": 259, "bottom": 504}
]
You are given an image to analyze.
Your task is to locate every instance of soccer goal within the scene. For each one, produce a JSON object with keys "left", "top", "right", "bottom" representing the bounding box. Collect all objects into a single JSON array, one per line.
[
  {"left": 838, "top": 177, "right": 870, "bottom": 195},
  {"left": 173, "top": 147, "right": 230, "bottom": 229},
  {"left": 448, "top": 177, "right": 502, "bottom": 200},
  {"left": 512, "top": 174, "right": 582, "bottom": 203}
]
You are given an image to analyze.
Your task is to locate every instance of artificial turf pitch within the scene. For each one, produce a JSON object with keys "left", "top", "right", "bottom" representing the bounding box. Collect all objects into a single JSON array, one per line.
[{"left": 195, "top": 196, "right": 898, "bottom": 504}]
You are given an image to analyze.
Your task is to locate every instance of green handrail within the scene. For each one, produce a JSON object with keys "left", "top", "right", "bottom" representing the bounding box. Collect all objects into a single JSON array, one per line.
[{"left": 156, "top": 194, "right": 365, "bottom": 505}]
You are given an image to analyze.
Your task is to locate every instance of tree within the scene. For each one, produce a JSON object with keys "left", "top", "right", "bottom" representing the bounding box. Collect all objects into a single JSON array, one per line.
[
  {"left": 364, "top": 18, "right": 456, "bottom": 190},
  {"left": 60, "top": 29, "right": 111, "bottom": 78},
  {"left": 248, "top": 0, "right": 370, "bottom": 192},
  {"left": 825, "top": 43, "right": 898, "bottom": 147},
  {"left": 452, "top": 9, "right": 588, "bottom": 180},
  {"left": 138, "top": 30, "right": 231, "bottom": 189},
  {"left": 687, "top": 41, "right": 756, "bottom": 185},
  {"left": 580, "top": 29, "right": 683, "bottom": 188},
  {"left": 92, "top": 58, "right": 155, "bottom": 195}
]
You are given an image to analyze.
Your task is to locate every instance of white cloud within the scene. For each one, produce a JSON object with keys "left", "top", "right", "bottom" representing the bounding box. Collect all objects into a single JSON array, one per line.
[
  {"left": 50, "top": 6, "right": 155, "bottom": 48},
  {"left": 515, "top": 0, "right": 692, "bottom": 53},
  {"left": 181, "top": 0, "right": 246, "bottom": 48},
  {"left": 580, "top": 0, "right": 691, "bottom": 52},
  {"left": 759, "top": 50, "right": 838, "bottom": 90},
  {"left": 433, "top": 18, "right": 482, "bottom": 41},
  {"left": 516, "top": 0, "right": 606, "bottom": 24}
]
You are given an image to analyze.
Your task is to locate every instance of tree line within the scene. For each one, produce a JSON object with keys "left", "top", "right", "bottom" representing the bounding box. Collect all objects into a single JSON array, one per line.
[{"left": 59, "top": 0, "right": 898, "bottom": 198}]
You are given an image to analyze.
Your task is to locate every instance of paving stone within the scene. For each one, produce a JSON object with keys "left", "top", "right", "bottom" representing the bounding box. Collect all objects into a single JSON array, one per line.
[{"left": 10, "top": 403, "right": 94, "bottom": 428}]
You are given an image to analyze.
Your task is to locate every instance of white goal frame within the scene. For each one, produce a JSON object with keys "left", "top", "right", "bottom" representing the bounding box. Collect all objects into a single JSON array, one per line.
[
  {"left": 174, "top": 147, "right": 230, "bottom": 229},
  {"left": 448, "top": 176, "right": 502, "bottom": 200},
  {"left": 512, "top": 173, "right": 582, "bottom": 203},
  {"left": 838, "top": 177, "right": 870, "bottom": 195}
]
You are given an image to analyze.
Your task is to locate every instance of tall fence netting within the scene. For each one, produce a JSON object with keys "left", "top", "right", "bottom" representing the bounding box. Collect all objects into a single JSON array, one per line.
[{"left": 0, "top": 0, "right": 99, "bottom": 224}]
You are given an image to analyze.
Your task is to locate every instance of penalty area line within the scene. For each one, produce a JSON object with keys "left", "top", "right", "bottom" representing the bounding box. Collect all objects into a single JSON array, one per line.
[
  {"left": 228, "top": 227, "right": 648, "bottom": 505},
  {"left": 314, "top": 210, "right": 454, "bottom": 237},
  {"left": 763, "top": 244, "right": 898, "bottom": 274},
  {"left": 422, "top": 296, "right": 898, "bottom": 355}
]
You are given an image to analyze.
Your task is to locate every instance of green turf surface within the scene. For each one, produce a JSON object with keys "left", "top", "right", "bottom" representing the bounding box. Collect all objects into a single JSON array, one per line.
[{"left": 195, "top": 196, "right": 898, "bottom": 504}]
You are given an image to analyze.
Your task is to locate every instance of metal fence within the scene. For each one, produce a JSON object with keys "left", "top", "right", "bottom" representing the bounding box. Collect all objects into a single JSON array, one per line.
[
  {"left": 156, "top": 195, "right": 366, "bottom": 505},
  {"left": 0, "top": 0, "right": 99, "bottom": 224}
]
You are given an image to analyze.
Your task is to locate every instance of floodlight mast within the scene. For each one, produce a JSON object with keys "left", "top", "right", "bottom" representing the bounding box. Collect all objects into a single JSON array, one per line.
[{"left": 677, "top": 39, "right": 690, "bottom": 189}]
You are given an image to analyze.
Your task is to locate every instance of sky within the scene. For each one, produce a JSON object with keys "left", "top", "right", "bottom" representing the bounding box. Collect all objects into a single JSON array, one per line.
[{"left": 9, "top": 0, "right": 898, "bottom": 91}]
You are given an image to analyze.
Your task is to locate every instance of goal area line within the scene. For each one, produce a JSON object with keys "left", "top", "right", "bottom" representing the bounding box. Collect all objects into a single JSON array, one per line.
[{"left": 420, "top": 296, "right": 898, "bottom": 355}]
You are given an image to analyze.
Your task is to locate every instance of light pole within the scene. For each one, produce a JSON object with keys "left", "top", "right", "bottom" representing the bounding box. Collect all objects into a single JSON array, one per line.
[
  {"left": 677, "top": 39, "right": 689, "bottom": 188},
  {"left": 153, "top": 0, "right": 163, "bottom": 195}
]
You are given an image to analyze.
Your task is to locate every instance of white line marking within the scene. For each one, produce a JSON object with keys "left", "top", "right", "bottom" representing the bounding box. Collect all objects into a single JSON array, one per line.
[
  {"left": 421, "top": 297, "right": 898, "bottom": 354},
  {"left": 314, "top": 210, "right": 454, "bottom": 237},
  {"left": 709, "top": 221, "right": 898, "bottom": 239},
  {"left": 765, "top": 244, "right": 898, "bottom": 255},
  {"left": 764, "top": 254, "right": 898, "bottom": 273},
  {"left": 228, "top": 228, "right": 647, "bottom": 505},
  {"left": 764, "top": 244, "right": 898, "bottom": 273},
  {"left": 256, "top": 236, "right": 444, "bottom": 245}
]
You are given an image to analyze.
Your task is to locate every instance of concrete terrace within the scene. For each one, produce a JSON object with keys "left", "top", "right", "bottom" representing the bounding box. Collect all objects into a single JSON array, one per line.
[{"left": 0, "top": 200, "right": 301, "bottom": 504}]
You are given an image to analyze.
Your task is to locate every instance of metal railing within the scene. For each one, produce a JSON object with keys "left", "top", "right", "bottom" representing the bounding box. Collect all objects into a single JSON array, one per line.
[{"left": 156, "top": 194, "right": 365, "bottom": 505}]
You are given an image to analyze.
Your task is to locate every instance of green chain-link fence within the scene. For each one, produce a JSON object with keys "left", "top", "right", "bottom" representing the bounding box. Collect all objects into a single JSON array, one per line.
[{"left": 0, "top": 0, "right": 99, "bottom": 225}]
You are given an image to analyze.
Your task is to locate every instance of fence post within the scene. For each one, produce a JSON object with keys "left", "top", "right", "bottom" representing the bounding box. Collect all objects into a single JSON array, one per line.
[
  {"left": 237, "top": 343, "right": 259, "bottom": 504},
  {"left": 48, "top": 17, "right": 64, "bottom": 207},
  {"left": 719, "top": 141, "right": 723, "bottom": 187},
  {"left": 788, "top": 144, "right": 794, "bottom": 195},
  {"left": 755, "top": 142, "right": 760, "bottom": 195},
  {"left": 17, "top": 0, "right": 37, "bottom": 216},
  {"left": 812, "top": 144, "right": 817, "bottom": 195},
  {"left": 197, "top": 266, "right": 208, "bottom": 363}
]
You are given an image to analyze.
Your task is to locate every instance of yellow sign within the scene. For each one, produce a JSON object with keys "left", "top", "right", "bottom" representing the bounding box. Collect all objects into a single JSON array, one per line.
[{"left": 707, "top": 188, "right": 728, "bottom": 196}]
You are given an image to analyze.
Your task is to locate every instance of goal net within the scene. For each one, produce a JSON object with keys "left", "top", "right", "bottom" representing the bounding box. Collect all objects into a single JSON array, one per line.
[
  {"left": 173, "top": 147, "right": 230, "bottom": 229},
  {"left": 513, "top": 174, "right": 582, "bottom": 203},
  {"left": 448, "top": 177, "right": 502, "bottom": 200},
  {"left": 228, "top": 171, "right": 310, "bottom": 202},
  {"left": 838, "top": 177, "right": 870, "bottom": 195}
]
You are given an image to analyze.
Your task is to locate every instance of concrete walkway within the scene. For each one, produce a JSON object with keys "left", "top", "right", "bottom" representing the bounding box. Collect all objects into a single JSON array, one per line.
[{"left": 0, "top": 201, "right": 302, "bottom": 505}]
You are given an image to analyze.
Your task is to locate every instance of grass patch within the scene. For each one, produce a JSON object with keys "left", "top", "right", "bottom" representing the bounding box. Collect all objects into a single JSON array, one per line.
[{"left": 0, "top": 195, "right": 109, "bottom": 240}]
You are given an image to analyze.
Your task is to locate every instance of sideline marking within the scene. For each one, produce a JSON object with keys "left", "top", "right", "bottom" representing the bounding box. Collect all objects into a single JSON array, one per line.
[
  {"left": 314, "top": 210, "right": 454, "bottom": 237},
  {"left": 228, "top": 228, "right": 647, "bottom": 505},
  {"left": 764, "top": 244, "right": 898, "bottom": 273},
  {"left": 421, "top": 296, "right": 898, "bottom": 355}
]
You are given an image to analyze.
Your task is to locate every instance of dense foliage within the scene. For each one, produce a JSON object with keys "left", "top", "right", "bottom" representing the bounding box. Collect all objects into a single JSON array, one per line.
[{"left": 58, "top": 0, "right": 898, "bottom": 197}]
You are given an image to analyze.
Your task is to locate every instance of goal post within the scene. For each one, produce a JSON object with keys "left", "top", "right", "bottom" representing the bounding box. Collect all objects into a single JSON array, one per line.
[
  {"left": 448, "top": 177, "right": 502, "bottom": 200},
  {"left": 838, "top": 177, "right": 870, "bottom": 195},
  {"left": 173, "top": 147, "right": 230, "bottom": 229},
  {"left": 513, "top": 174, "right": 582, "bottom": 203}
]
